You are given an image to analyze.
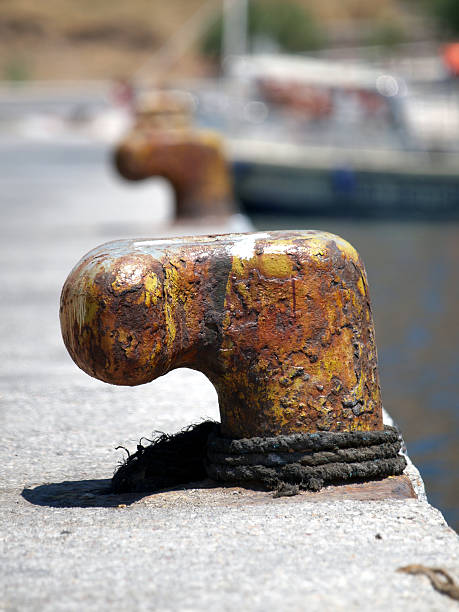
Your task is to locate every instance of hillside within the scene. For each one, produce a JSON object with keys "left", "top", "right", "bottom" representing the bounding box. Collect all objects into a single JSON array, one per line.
[{"left": 0, "top": 0, "right": 432, "bottom": 81}]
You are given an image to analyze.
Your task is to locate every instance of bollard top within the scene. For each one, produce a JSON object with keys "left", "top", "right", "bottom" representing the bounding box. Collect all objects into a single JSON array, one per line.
[
  {"left": 134, "top": 90, "right": 194, "bottom": 130},
  {"left": 60, "top": 230, "right": 382, "bottom": 437}
]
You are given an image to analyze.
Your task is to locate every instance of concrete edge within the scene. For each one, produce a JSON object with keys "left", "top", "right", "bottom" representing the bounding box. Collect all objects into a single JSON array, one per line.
[{"left": 383, "top": 406, "right": 428, "bottom": 503}]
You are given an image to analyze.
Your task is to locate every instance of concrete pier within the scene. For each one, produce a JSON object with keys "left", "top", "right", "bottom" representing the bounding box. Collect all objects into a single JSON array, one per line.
[{"left": 1, "top": 138, "right": 457, "bottom": 611}]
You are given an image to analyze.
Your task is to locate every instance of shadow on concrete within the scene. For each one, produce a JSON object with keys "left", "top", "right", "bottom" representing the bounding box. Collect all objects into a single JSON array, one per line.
[
  {"left": 21, "top": 478, "right": 216, "bottom": 508},
  {"left": 21, "top": 474, "right": 416, "bottom": 509}
]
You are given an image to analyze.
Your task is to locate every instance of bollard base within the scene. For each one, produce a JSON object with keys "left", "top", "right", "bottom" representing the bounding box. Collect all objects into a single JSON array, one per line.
[
  {"left": 138, "top": 474, "right": 416, "bottom": 507},
  {"left": 111, "top": 422, "right": 408, "bottom": 498}
]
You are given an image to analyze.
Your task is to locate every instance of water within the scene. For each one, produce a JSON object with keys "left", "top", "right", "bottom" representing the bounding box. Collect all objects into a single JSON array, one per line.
[{"left": 252, "top": 215, "right": 459, "bottom": 530}]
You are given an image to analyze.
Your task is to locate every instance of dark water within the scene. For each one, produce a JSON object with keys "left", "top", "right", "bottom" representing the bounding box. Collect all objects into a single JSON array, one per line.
[{"left": 252, "top": 214, "right": 459, "bottom": 530}]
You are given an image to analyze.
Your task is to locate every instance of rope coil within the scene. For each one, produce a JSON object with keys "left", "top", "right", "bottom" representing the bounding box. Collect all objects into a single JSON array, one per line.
[
  {"left": 112, "top": 422, "right": 406, "bottom": 495},
  {"left": 206, "top": 425, "right": 406, "bottom": 492}
]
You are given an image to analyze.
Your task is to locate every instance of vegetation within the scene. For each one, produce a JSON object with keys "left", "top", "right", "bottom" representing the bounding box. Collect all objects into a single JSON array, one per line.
[
  {"left": 423, "top": 0, "right": 459, "bottom": 36},
  {"left": 366, "top": 19, "right": 406, "bottom": 50},
  {"left": 201, "top": 0, "right": 323, "bottom": 59},
  {"left": 0, "top": 0, "right": 433, "bottom": 80}
]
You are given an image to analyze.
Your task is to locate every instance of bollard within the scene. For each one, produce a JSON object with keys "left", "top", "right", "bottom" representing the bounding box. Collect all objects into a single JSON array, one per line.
[
  {"left": 114, "top": 91, "right": 236, "bottom": 221},
  {"left": 61, "top": 230, "right": 383, "bottom": 439}
]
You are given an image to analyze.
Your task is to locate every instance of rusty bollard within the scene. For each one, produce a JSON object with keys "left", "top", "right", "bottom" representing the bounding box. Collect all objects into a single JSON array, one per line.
[
  {"left": 60, "top": 230, "right": 406, "bottom": 494},
  {"left": 114, "top": 91, "right": 236, "bottom": 221},
  {"left": 61, "top": 230, "right": 382, "bottom": 437}
]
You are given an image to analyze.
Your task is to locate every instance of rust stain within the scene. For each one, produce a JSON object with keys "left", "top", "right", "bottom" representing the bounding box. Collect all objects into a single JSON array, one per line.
[{"left": 60, "top": 230, "right": 383, "bottom": 438}]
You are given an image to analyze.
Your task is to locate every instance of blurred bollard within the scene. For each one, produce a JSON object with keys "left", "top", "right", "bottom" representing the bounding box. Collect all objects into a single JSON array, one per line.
[{"left": 114, "top": 90, "right": 236, "bottom": 222}]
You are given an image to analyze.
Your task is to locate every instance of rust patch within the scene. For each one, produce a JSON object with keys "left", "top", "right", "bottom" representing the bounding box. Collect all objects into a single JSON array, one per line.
[{"left": 139, "top": 475, "right": 416, "bottom": 508}]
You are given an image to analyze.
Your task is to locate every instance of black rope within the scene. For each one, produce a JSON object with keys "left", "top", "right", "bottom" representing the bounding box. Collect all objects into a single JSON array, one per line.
[
  {"left": 111, "top": 422, "right": 406, "bottom": 495},
  {"left": 112, "top": 421, "right": 216, "bottom": 494},
  {"left": 206, "top": 425, "right": 406, "bottom": 492}
]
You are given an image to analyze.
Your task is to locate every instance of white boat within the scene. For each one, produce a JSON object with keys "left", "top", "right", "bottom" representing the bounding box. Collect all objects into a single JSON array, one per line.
[{"left": 191, "top": 54, "right": 459, "bottom": 217}]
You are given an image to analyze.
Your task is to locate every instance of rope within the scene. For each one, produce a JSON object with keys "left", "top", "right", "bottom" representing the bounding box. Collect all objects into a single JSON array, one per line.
[
  {"left": 206, "top": 425, "right": 406, "bottom": 492},
  {"left": 112, "top": 421, "right": 216, "bottom": 494},
  {"left": 111, "top": 422, "right": 406, "bottom": 495}
]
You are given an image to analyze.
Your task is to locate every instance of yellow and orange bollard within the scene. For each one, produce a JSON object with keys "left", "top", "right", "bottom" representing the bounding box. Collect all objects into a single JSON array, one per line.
[
  {"left": 61, "top": 230, "right": 406, "bottom": 493},
  {"left": 61, "top": 230, "right": 382, "bottom": 437}
]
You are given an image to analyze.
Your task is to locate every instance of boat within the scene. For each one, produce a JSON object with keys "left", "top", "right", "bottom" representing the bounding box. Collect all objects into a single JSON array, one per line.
[{"left": 190, "top": 54, "right": 459, "bottom": 218}]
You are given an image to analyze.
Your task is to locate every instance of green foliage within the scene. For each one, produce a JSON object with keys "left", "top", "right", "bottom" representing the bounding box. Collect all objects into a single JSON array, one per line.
[
  {"left": 367, "top": 20, "right": 406, "bottom": 49},
  {"left": 4, "top": 56, "right": 30, "bottom": 82},
  {"left": 201, "top": 0, "right": 323, "bottom": 58},
  {"left": 424, "top": 0, "right": 459, "bottom": 35},
  {"left": 202, "top": 14, "right": 224, "bottom": 59}
]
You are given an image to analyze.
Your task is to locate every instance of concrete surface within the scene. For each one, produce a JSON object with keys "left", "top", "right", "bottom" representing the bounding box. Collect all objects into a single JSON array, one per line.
[{"left": 1, "top": 137, "right": 458, "bottom": 611}]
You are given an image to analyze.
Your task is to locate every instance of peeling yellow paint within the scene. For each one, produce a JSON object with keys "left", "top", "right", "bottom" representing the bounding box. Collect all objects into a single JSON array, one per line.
[
  {"left": 257, "top": 252, "right": 293, "bottom": 279},
  {"left": 163, "top": 266, "right": 178, "bottom": 348},
  {"left": 144, "top": 272, "right": 161, "bottom": 307},
  {"left": 357, "top": 276, "right": 366, "bottom": 296}
]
